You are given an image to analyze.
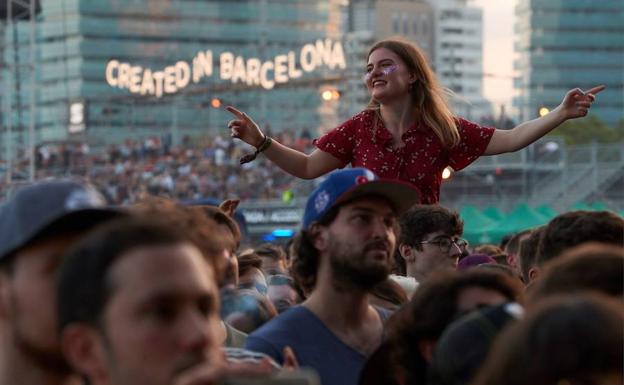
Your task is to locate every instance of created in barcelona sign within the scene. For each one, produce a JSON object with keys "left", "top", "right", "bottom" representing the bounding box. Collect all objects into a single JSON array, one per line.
[{"left": 105, "top": 39, "right": 346, "bottom": 98}]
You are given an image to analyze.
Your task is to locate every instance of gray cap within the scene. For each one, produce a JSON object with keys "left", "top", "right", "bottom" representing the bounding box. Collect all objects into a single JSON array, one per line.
[{"left": 0, "top": 179, "right": 123, "bottom": 261}]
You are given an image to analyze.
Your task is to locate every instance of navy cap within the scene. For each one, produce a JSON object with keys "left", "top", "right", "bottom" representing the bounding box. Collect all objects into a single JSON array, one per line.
[
  {"left": 0, "top": 179, "right": 124, "bottom": 261},
  {"left": 302, "top": 168, "right": 421, "bottom": 229}
]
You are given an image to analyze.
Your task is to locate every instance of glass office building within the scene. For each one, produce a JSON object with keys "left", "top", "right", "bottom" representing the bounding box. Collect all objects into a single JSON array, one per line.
[
  {"left": 2, "top": 0, "right": 347, "bottom": 157},
  {"left": 513, "top": 0, "right": 624, "bottom": 126}
]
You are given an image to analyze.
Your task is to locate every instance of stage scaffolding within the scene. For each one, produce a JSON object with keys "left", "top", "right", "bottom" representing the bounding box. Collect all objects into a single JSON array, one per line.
[{"left": 1, "top": 0, "right": 39, "bottom": 184}]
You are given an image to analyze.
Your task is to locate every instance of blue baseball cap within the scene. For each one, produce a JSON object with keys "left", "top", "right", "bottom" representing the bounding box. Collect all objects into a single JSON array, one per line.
[
  {"left": 302, "top": 168, "right": 421, "bottom": 229},
  {"left": 0, "top": 179, "right": 125, "bottom": 261}
]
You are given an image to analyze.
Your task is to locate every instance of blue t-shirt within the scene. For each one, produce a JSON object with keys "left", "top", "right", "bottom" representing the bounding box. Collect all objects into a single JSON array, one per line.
[{"left": 245, "top": 305, "right": 390, "bottom": 385}]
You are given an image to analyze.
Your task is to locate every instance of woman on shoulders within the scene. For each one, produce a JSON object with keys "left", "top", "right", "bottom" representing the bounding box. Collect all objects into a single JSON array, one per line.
[{"left": 226, "top": 37, "right": 603, "bottom": 204}]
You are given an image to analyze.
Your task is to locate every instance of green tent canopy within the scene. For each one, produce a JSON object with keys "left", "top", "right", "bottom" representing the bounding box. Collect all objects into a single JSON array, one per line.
[
  {"left": 482, "top": 206, "right": 504, "bottom": 222},
  {"left": 535, "top": 204, "right": 559, "bottom": 220},
  {"left": 590, "top": 202, "right": 609, "bottom": 211},
  {"left": 571, "top": 202, "right": 593, "bottom": 211},
  {"left": 460, "top": 205, "right": 497, "bottom": 245},
  {"left": 571, "top": 201, "right": 612, "bottom": 212},
  {"left": 477, "top": 204, "right": 549, "bottom": 245}
]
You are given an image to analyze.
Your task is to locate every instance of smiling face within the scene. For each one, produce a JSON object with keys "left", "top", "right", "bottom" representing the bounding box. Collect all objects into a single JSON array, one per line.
[{"left": 365, "top": 47, "right": 415, "bottom": 103}]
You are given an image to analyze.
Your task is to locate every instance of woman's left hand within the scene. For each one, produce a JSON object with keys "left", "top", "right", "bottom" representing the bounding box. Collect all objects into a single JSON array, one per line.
[{"left": 557, "top": 85, "right": 605, "bottom": 120}]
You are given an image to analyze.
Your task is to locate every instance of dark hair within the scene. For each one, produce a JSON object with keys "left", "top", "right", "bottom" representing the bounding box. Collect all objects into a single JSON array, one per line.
[
  {"left": 396, "top": 205, "right": 463, "bottom": 274},
  {"left": 475, "top": 262, "right": 522, "bottom": 281},
  {"left": 254, "top": 243, "right": 286, "bottom": 262},
  {"left": 57, "top": 217, "right": 192, "bottom": 331},
  {"left": 498, "top": 233, "right": 514, "bottom": 250},
  {"left": 474, "top": 244, "right": 504, "bottom": 257},
  {"left": 132, "top": 197, "right": 227, "bottom": 281},
  {"left": 537, "top": 210, "right": 624, "bottom": 266},
  {"left": 518, "top": 226, "right": 544, "bottom": 283},
  {"left": 472, "top": 293, "right": 624, "bottom": 385},
  {"left": 370, "top": 278, "right": 409, "bottom": 309},
  {"left": 237, "top": 250, "right": 263, "bottom": 277},
  {"left": 386, "top": 270, "right": 523, "bottom": 385},
  {"left": 285, "top": 232, "right": 308, "bottom": 300},
  {"left": 292, "top": 206, "right": 340, "bottom": 292},
  {"left": 399, "top": 205, "right": 464, "bottom": 248},
  {"left": 198, "top": 205, "right": 241, "bottom": 249},
  {"left": 529, "top": 242, "right": 624, "bottom": 302},
  {"left": 504, "top": 229, "right": 532, "bottom": 255},
  {"left": 284, "top": 236, "right": 296, "bottom": 262},
  {"left": 0, "top": 252, "right": 16, "bottom": 273}
]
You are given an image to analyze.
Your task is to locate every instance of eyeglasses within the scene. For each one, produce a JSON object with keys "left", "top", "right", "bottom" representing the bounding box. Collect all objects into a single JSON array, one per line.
[{"left": 418, "top": 237, "right": 469, "bottom": 253}]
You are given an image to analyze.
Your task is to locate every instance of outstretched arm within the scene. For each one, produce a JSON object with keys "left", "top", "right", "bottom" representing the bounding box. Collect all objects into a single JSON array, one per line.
[
  {"left": 484, "top": 85, "right": 605, "bottom": 155},
  {"left": 226, "top": 106, "right": 343, "bottom": 179}
]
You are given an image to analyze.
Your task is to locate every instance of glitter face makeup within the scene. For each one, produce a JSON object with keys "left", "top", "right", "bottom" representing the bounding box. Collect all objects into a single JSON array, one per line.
[{"left": 363, "top": 64, "right": 399, "bottom": 83}]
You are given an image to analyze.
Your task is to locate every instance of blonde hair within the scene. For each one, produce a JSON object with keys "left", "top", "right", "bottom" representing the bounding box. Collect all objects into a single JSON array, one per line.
[{"left": 366, "top": 38, "right": 460, "bottom": 149}]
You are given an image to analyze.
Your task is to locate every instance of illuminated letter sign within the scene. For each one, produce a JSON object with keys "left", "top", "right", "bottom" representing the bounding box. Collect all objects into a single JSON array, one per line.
[{"left": 105, "top": 39, "right": 347, "bottom": 97}]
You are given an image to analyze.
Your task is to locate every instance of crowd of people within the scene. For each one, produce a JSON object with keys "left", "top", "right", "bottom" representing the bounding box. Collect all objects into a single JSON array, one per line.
[
  {"left": 0, "top": 166, "right": 621, "bottom": 385},
  {"left": 0, "top": 36, "right": 617, "bottom": 385},
  {"left": 0, "top": 129, "right": 315, "bottom": 204}
]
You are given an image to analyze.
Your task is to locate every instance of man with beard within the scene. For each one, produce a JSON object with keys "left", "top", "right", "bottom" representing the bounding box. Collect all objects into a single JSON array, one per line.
[
  {"left": 0, "top": 180, "right": 124, "bottom": 385},
  {"left": 245, "top": 168, "right": 421, "bottom": 385}
]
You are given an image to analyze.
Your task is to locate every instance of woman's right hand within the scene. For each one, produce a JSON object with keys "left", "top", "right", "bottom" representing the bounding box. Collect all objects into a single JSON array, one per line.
[{"left": 226, "top": 106, "right": 265, "bottom": 148}]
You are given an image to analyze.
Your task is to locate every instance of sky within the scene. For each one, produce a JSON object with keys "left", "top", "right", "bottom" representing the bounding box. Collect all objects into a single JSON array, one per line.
[{"left": 472, "top": 0, "right": 515, "bottom": 113}]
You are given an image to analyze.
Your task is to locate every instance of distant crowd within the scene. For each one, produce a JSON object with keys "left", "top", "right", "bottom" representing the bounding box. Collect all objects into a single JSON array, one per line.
[{"left": 1, "top": 129, "right": 316, "bottom": 203}]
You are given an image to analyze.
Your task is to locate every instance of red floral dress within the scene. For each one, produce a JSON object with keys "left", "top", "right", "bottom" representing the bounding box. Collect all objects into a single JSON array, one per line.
[{"left": 315, "top": 110, "right": 495, "bottom": 204}]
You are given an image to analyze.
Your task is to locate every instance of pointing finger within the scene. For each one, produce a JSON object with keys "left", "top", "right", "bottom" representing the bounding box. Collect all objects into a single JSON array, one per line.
[
  {"left": 226, "top": 106, "right": 255, "bottom": 125},
  {"left": 225, "top": 105, "right": 245, "bottom": 118},
  {"left": 585, "top": 85, "right": 606, "bottom": 95}
]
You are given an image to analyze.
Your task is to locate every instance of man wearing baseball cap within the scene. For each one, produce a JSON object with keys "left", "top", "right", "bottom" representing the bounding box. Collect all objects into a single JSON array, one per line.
[
  {"left": 0, "top": 180, "right": 124, "bottom": 385},
  {"left": 245, "top": 168, "right": 420, "bottom": 385}
]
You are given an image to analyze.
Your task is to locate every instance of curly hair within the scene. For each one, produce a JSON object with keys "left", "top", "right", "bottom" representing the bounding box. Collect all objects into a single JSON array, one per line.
[{"left": 291, "top": 206, "right": 340, "bottom": 293}]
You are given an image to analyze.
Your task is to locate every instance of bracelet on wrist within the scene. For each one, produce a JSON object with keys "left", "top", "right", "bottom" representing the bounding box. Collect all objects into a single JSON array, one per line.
[{"left": 240, "top": 135, "right": 273, "bottom": 164}]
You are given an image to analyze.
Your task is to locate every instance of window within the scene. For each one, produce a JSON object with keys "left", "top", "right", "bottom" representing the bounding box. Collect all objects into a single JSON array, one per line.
[
  {"left": 392, "top": 12, "right": 399, "bottom": 33},
  {"left": 402, "top": 14, "right": 409, "bottom": 35}
]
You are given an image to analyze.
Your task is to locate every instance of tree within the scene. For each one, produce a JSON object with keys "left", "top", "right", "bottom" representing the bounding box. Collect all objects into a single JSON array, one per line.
[{"left": 549, "top": 115, "right": 624, "bottom": 145}]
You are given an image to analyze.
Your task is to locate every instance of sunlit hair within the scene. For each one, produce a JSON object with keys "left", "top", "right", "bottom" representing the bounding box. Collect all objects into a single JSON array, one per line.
[{"left": 366, "top": 38, "right": 460, "bottom": 149}]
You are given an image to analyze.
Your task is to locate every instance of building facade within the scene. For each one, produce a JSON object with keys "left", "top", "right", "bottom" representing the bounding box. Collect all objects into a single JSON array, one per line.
[
  {"left": 347, "top": 0, "right": 491, "bottom": 121},
  {"left": 430, "top": 0, "right": 491, "bottom": 120},
  {"left": 1, "top": 0, "right": 347, "bottom": 174},
  {"left": 513, "top": 0, "right": 624, "bottom": 126}
]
